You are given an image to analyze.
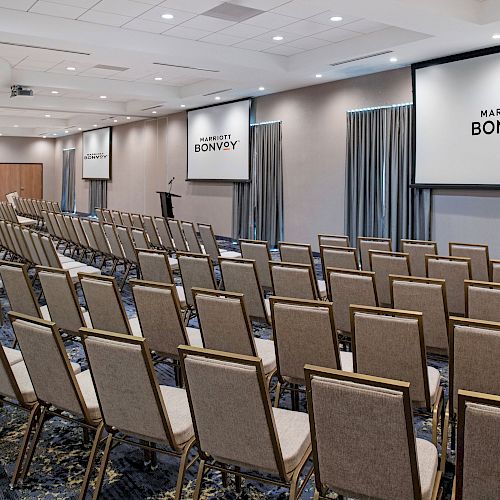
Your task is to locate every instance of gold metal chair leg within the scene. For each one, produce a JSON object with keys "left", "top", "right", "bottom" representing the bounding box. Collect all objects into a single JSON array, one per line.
[
  {"left": 78, "top": 422, "right": 105, "bottom": 500},
  {"left": 174, "top": 437, "right": 196, "bottom": 500},
  {"left": 91, "top": 432, "right": 114, "bottom": 500},
  {"left": 313, "top": 489, "right": 320, "bottom": 500},
  {"left": 19, "top": 406, "right": 48, "bottom": 482},
  {"left": 440, "top": 402, "right": 450, "bottom": 473},
  {"left": 192, "top": 459, "right": 206, "bottom": 500},
  {"left": 432, "top": 386, "right": 443, "bottom": 446}
]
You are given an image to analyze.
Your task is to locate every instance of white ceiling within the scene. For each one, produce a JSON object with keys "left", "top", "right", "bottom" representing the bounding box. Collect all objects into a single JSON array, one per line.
[{"left": 0, "top": 0, "right": 499, "bottom": 137}]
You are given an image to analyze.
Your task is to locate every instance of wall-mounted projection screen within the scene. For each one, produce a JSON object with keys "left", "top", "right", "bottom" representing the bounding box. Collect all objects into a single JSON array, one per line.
[
  {"left": 187, "top": 99, "right": 250, "bottom": 181},
  {"left": 413, "top": 47, "right": 500, "bottom": 188},
  {"left": 82, "top": 127, "right": 111, "bottom": 180}
]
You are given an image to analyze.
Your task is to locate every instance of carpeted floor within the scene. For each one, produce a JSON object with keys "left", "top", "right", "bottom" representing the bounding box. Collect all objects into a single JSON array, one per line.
[{"left": 0, "top": 240, "right": 454, "bottom": 499}]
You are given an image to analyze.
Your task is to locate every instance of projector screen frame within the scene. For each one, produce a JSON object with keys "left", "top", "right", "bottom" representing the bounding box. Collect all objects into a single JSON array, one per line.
[
  {"left": 82, "top": 126, "right": 112, "bottom": 181},
  {"left": 411, "top": 45, "right": 500, "bottom": 190},
  {"left": 186, "top": 97, "right": 252, "bottom": 183}
]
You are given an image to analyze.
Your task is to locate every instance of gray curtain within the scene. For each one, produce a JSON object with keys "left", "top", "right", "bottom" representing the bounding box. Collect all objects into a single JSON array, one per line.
[
  {"left": 232, "top": 121, "right": 284, "bottom": 248},
  {"left": 61, "top": 148, "right": 76, "bottom": 213},
  {"left": 89, "top": 180, "right": 107, "bottom": 216},
  {"left": 345, "top": 104, "right": 431, "bottom": 249}
]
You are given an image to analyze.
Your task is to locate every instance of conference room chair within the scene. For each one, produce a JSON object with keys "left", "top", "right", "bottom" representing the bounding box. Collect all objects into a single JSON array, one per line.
[
  {"left": 142, "top": 214, "right": 162, "bottom": 249},
  {"left": 317, "top": 233, "right": 350, "bottom": 248},
  {"left": 239, "top": 238, "right": 273, "bottom": 291},
  {"left": 350, "top": 305, "right": 443, "bottom": 445},
  {"left": 37, "top": 266, "right": 91, "bottom": 338},
  {"left": 130, "top": 213, "right": 144, "bottom": 229},
  {"left": 181, "top": 221, "right": 204, "bottom": 254},
  {"left": 179, "top": 345, "right": 313, "bottom": 499},
  {"left": 12, "top": 224, "right": 32, "bottom": 263},
  {"left": 168, "top": 219, "right": 189, "bottom": 252},
  {"left": 52, "top": 201, "right": 62, "bottom": 214},
  {"left": 79, "top": 329, "right": 197, "bottom": 500},
  {"left": 47, "top": 212, "right": 65, "bottom": 248},
  {"left": 304, "top": 366, "right": 441, "bottom": 500},
  {"left": 78, "top": 273, "right": 141, "bottom": 336},
  {"left": 95, "top": 208, "right": 104, "bottom": 222},
  {"left": 465, "top": 279, "right": 500, "bottom": 322},
  {"left": 491, "top": 259, "right": 500, "bottom": 282},
  {"left": 369, "top": 250, "right": 410, "bottom": 306},
  {"left": 0, "top": 221, "right": 20, "bottom": 260},
  {"left": 449, "top": 242, "right": 490, "bottom": 281},
  {"left": 197, "top": 222, "right": 241, "bottom": 262},
  {"left": 120, "top": 211, "right": 133, "bottom": 228},
  {"left": 390, "top": 275, "right": 449, "bottom": 355},
  {"left": 55, "top": 213, "right": 75, "bottom": 252},
  {"left": 426, "top": 254, "right": 472, "bottom": 316},
  {"left": 177, "top": 252, "right": 217, "bottom": 321},
  {"left": 219, "top": 257, "right": 270, "bottom": 324},
  {"left": 4, "top": 223, "right": 24, "bottom": 261},
  {"left": 357, "top": 236, "right": 392, "bottom": 271},
  {"left": 454, "top": 390, "right": 500, "bottom": 499},
  {"left": 115, "top": 224, "right": 140, "bottom": 288},
  {"left": 31, "top": 231, "right": 52, "bottom": 268},
  {"left": 130, "top": 226, "right": 151, "bottom": 251},
  {"left": 319, "top": 246, "right": 358, "bottom": 281},
  {"left": 90, "top": 220, "right": 114, "bottom": 269},
  {"left": 136, "top": 249, "right": 186, "bottom": 307},
  {"left": 270, "top": 297, "right": 352, "bottom": 409},
  {"left": 5, "top": 203, "right": 36, "bottom": 227},
  {"left": 70, "top": 217, "right": 93, "bottom": 262},
  {"left": 193, "top": 288, "right": 276, "bottom": 388},
  {"left": 154, "top": 216, "right": 176, "bottom": 254},
  {"left": 21, "top": 227, "right": 41, "bottom": 266},
  {"left": 41, "top": 211, "right": 54, "bottom": 237},
  {"left": 270, "top": 261, "right": 320, "bottom": 302},
  {"left": 8, "top": 312, "right": 99, "bottom": 489},
  {"left": 401, "top": 239, "right": 438, "bottom": 277},
  {"left": 80, "top": 218, "right": 100, "bottom": 264},
  {"left": 101, "top": 208, "right": 113, "bottom": 224},
  {"left": 278, "top": 242, "right": 326, "bottom": 298},
  {"left": 63, "top": 215, "right": 84, "bottom": 258},
  {"left": 102, "top": 222, "right": 127, "bottom": 275},
  {"left": 111, "top": 210, "right": 123, "bottom": 226}
]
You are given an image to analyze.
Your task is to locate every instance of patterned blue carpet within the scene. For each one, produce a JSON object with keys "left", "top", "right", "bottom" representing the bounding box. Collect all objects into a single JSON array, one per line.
[{"left": 0, "top": 241, "right": 454, "bottom": 499}]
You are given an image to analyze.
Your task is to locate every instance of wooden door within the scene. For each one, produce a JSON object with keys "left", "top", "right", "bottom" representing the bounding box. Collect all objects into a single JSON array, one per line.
[
  {"left": 0, "top": 164, "right": 21, "bottom": 200},
  {"left": 0, "top": 163, "right": 43, "bottom": 201}
]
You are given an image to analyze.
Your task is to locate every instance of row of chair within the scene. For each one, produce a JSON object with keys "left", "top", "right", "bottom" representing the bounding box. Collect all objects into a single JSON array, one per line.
[{"left": 0, "top": 202, "right": 37, "bottom": 228}]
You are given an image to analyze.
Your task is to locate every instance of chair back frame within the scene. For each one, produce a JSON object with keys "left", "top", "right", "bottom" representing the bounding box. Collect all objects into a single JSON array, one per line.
[
  {"left": 325, "top": 267, "right": 378, "bottom": 305},
  {"left": 269, "top": 261, "right": 319, "bottom": 301}
]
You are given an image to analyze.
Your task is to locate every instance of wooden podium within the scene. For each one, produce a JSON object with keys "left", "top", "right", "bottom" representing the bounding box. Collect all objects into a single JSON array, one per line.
[{"left": 157, "top": 191, "right": 181, "bottom": 218}]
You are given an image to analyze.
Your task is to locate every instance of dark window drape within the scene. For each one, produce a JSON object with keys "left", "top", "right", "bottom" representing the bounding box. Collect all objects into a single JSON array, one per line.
[
  {"left": 232, "top": 121, "right": 284, "bottom": 248},
  {"left": 61, "top": 148, "right": 76, "bottom": 213},
  {"left": 345, "top": 104, "right": 431, "bottom": 249},
  {"left": 89, "top": 180, "right": 107, "bottom": 216}
]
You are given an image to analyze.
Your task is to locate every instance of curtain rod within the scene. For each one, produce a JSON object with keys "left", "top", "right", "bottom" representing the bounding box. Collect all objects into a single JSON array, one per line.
[
  {"left": 347, "top": 102, "right": 413, "bottom": 113},
  {"left": 250, "top": 120, "right": 282, "bottom": 126}
]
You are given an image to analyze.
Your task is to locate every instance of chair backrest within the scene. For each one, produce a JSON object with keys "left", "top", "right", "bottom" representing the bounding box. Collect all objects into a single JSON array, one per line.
[
  {"left": 0, "top": 343, "right": 29, "bottom": 405},
  {"left": 81, "top": 218, "right": 98, "bottom": 251},
  {"left": 167, "top": 219, "right": 188, "bottom": 252},
  {"left": 40, "top": 235, "right": 63, "bottom": 268},
  {"left": 79, "top": 273, "right": 132, "bottom": 335},
  {"left": 179, "top": 346, "right": 288, "bottom": 479},
  {"left": 449, "top": 317, "right": 500, "bottom": 412},
  {"left": 10, "top": 313, "right": 91, "bottom": 421},
  {"left": 38, "top": 266, "right": 86, "bottom": 335},
  {"left": 401, "top": 239, "right": 437, "bottom": 277},
  {"left": 491, "top": 259, "right": 500, "bottom": 283},
  {"left": 193, "top": 288, "right": 256, "bottom": 356},
  {"left": 22, "top": 227, "right": 40, "bottom": 264},
  {"left": 357, "top": 237, "right": 392, "bottom": 271},
  {"left": 130, "top": 213, "right": 143, "bottom": 229},
  {"left": 63, "top": 215, "right": 80, "bottom": 245},
  {"left": 31, "top": 231, "right": 50, "bottom": 267},
  {"left": 130, "top": 280, "right": 189, "bottom": 358},
  {"left": 181, "top": 221, "right": 203, "bottom": 253},
  {"left": 154, "top": 217, "right": 174, "bottom": 251},
  {"left": 465, "top": 280, "right": 500, "bottom": 322},
  {"left": 326, "top": 268, "right": 377, "bottom": 333},
  {"left": 47, "top": 212, "right": 63, "bottom": 240},
  {"left": 271, "top": 297, "right": 340, "bottom": 385},
  {"left": 95, "top": 208, "right": 104, "bottom": 222},
  {"left": 455, "top": 390, "right": 500, "bottom": 500},
  {"left": 72, "top": 217, "right": 89, "bottom": 249},
  {"left": 90, "top": 220, "right": 112, "bottom": 256},
  {"left": 0, "top": 261, "right": 42, "bottom": 318},
  {"left": 305, "top": 366, "right": 422, "bottom": 500},
  {"left": 391, "top": 275, "right": 448, "bottom": 354},
  {"left": 82, "top": 329, "right": 176, "bottom": 447},
  {"left": 426, "top": 255, "right": 471, "bottom": 315},
  {"left": 177, "top": 252, "right": 217, "bottom": 308},
  {"left": 142, "top": 215, "right": 161, "bottom": 248},
  {"left": 102, "top": 222, "right": 125, "bottom": 260},
  {"left": 112, "top": 210, "right": 123, "bottom": 226},
  {"left": 219, "top": 257, "right": 268, "bottom": 322},
  {"left": 13, "top": 224, "right": 31, "bottom": 261},
  {"left": 320, "top": 246, "right": 358, "bottom": 278},
  {"left": 137, "top": 249, "right": 173, "bottom": 284},
  {"left": 369, "top": 250, "right": 410, "bottom": 306},
  {"left": 115, "top": 225, "right": 138, "bottom": 263},
  {"left": 270, "top": 261, "right": 319, "bottom": 301},
  {"left": 120, "top": 212, "right": 133, "bottom": 228},
  {"left": 239, "top": 239, "right": 273, "bottom": 289},
  {"left": 130, "top": 227, "right": 150, "bottom": 250},
  {"left": 317, "top": 234, "right": 349, "bottom": 248},
  {"left": 6, "top": 223, "right": 22, "bottom": 256},
  {"left": 197, "top": 223, "right": 220, "bottom": 263},
  {"left": 42, "top": 211, "right": 54, "bottom": 236},
  {"left": 351, "top": 305, "right": 431, "bottom": 408},
  {"left": 278, "top": 241, "right": 314, "bottom": 266},
  {"left": 101, "top": 209, "right": 113, "bottom": 224},
  {"left": 55, "top": 213, "right": 71, "bottom": 241},
  {"left": 450, "top": 242, "right": 490, "bottom": 281}
]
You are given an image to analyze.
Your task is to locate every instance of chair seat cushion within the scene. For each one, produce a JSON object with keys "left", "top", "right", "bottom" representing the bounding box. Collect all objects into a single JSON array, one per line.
[
  {"left": 69, "top": 265, "right": 101, "bottom": 282},
  {"left": 272, "top": 407, "right": 311, "bottom": 473},
  {"left": 57, "top": 254, "right": 74, "bottom": 264},
  {"left": 176, "top": 286, "right": 187, "bottom": 308},
  {"left": 264, "top": 298, "right": 271, "bottom": 318},
  {"left": 75, "top": 370, "right": 102, "bottom": 423},
  {"left": 3, "top": 346, "right": 23, "bottom": 365},
  {"left": 416, "top": 438, "right": 438, "bottom": 500},
  {"left": 317, "top": 279, "right": 327, "bottom": 298},
  {"left": 62, "top": 261, "right": 88, "bottom": 270},
  {"left": 186, "top": 327, "right": 203, "bottom": 347},
  {"left": 128, "top": 316, "right": 143, "bottom": 337},
  {"left": 339, "top": 351, "right": 353, "bottom": 372},
  {"left": 169, "top": 257, "right": 178, "bottom": 271},
  {"left": 255, "top": 338, "right": 277, "bottom": 375},
  {"left": 18, "top": 216, "right": 37, "bottom": 226},
  {"left": 220, "top": 250, "right": 242, "bottom": 259},
  {"left": 427, "top": 366, "right": 441, "bottom": 405},
  {"left": 40, "top": 305, "right": 51, "bottom": 321},
  {"left": 160, "top": 385, "right": 194, "bottom": 446},
  {"left": 10, "top": 361, "right": 37, "bottom": 404}
]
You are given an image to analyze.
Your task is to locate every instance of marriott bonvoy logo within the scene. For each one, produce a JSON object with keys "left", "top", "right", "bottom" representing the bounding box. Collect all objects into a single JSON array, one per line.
[
  {"left": 84, "top": 153, "right": 108, "bottom": 160},
  {"left": 194, "top": 133, "right": 240, "bottom": 153}
]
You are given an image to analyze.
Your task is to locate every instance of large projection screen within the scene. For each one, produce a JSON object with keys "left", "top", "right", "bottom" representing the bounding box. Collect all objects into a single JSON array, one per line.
[
  {"left": 82, "top": 127, "right": 111, "bottom": 180},
  {"left": 413, "top": 47, "right": 500, "bottom": 187},
  {"left": 187, "top": 99, "right": 250, "bottom": 181}
]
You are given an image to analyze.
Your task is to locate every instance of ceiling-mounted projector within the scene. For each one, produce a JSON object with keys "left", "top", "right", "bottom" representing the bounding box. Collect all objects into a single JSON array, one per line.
[{"left": 10, "top": 85, "right": 33, "bottom": 97}]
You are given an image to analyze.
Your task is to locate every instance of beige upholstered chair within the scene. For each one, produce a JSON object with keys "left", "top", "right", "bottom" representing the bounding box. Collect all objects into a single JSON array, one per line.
[
  {"left": 198, "top": 222, "right": 241, "bottom": 262},
  {"left": 320, "top": 246, "right": 358, "bottom": 279},
  {"left": 79, "top": 273, "right": 141, "bottom": 336},
  {"left": 81, "top": 218, "right": 99, "bottom": 259},
  {"left": 142, "top": 215, "right": 162, "bottom": 248},
  {"left": 449, "top": 242, "right": 490, "bottom": 281},
  {"left": 193, "top": 288, "right": 276, "bottom": 386},
  {"left": 168, "top": 219, "right": 188, "bottom": 252},
  {"left": 317, "top": 234, "right": 349, "bottom": 248},
  {"left": 179, "top": 346, "right": 313, "bottom": 499},
  {"left": 120, "top": 211, "right": 133, "bottom": 228},
  {"left": 391, "top": 275, "right": 449, "bottom": 355},
  {"left": 31, "top": 231, "right": 51, "bottom": 267},
  {"left": 80, "top": 329, "right": 196, "bottom": 499},
  {"left": 102, "top": 222, "right": 126, "bottom": 274},
  {"left": 305, "top": 366, "right": 441, "bottom": 500},
  {"left": 454, "top": 390, "right": 500, "bottom": 500},
  {"left": 350, "top": 305, "right": 443, "bottom": 445},
  {"left": 279, "top": 242, "right": 326, "bottom": 298},
  {"left": 465, "top": 280, "right": 500, "bottom": 322},
  {"left": 130, "top": 213, "right": 143, "bottom": 229},
  {"left": 426, "top": 255, "right": 471, "bottom": 316},
  {"left": 270, "top": 297, "right": 352, "bottom": 408},
  {"left": 369, "top": 250, "right": 410, "bottom": 306},
  {"left": 181, "top": 221, "right": 204, "bottom": 254},
  {"left": 115, "top": 224, "right": 140, "bottom": 288},
  {"left": 325, "top": 268, "right": 377, "bottom": 337},
  {"left": 95, "top": 208, "right": 104, "bottom": 222},
  {"left": 357, "top": 236, "right": 391, "bottom": 271},
  {"left": 490, "top": 259, "right": 500, "bottom": 283},
  {"left": 90, "top": 220, "right": 114, "bottom": 267},
  {"left": 154, "top": 216, "right": 176, "bottom": 254},
  {"left": 270, "top": 261, "right": 320, "bottom": 301},
  {"left": 101, "top": 208, "right": 113, "bottom": 224},
  {"left": 401, "top": 239, "right": 438, "bottom": 277},
  {"left": 8, "top": 312, "right": 99, "bottom": 489},
  {"left": 111, "top": 210, "right": 123, "bottom": 226},
  {"left": 130, "top": 226, "right": 150, "bottom": 251},
  {"left": 219, "top": 257, "right": 270, "bottom": 323},
  {"left": 239, "top": 238, "right": 273, "bottom": 290}
]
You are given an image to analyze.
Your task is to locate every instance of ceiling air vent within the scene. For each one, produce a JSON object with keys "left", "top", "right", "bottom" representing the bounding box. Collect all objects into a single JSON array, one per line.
[
  {"left": 153, "top": 62, "right": 219, "bottom": 73},
  {"left": 141, "top": 105, "right": 162, "bottom": 111},
  {"left": 93, "top": 64, "right": 129, "bottom": 72},
  {"left": 201, "top": 2, "right": 263, "bottom": 22},
  {"left": 203, "top": 88, "right": 232, "bottom": 96},
  {"left": 329, "top": 50, "right": 393, "bottom": 67},
  {"left": 0, "top": 41, "right": 90, "bottom": 55}
]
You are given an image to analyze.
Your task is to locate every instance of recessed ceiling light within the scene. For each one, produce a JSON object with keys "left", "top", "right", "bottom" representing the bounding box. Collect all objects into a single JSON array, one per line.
[
  {"left": 273, "top": 35, "right": 284, "bottom": 41},
  {"left": 93, "top": 124, "right": 97, "bottom": 127},
  {"left": 0, "top": 133, "right": 3, "bottom": 136},
  {"left": 51, "top": 90, "right": 59, "bottom": 94},
  {"left": 258, "top": 86, "right": 265, "bottom": 91},
  {"left": 330, "top": 16, "right": 343, "bottom": 22},
  {"left": 42, "top": 135, "right": 46, "bottom": 138},
  {"left": 66, "top": 66, "right": 76, "bottom": 71},
  {"left": 13, "top": 124, "right": 19, "bottom": 127},
  {"left": 152, "top": 111, "right": 157, "bottom": 114},
  {"left": 65, "top": 130, "right": 69, "bottom": 133},
  {"left": 214, "top": 96, "right": 221, "bottom": 101},
  {"left": 113, "top": 119, "right": 118, "bottom": 122},
  {"left": 100, "top": 95, "right": 107, "bottom": 99},
  {"left": 154, "top": 77, "right": 163, "bottom": 81},
  {"left": 126, "top": 116, "right": 131, "bottom": 119},
  {"left": 180, "top": 104, "right": 186, "bottom": 108},
  {"left": 390, "top": 57, "right": 398, "bottom": 63},
  {"left": 161, "top": 13, "right": 174, "bottom": 19},
  {"left": 315, "top": 73, "right": 322, "bottom": 78},
  {"left": 78, "top": 127, "right": 82, "bottom": 131},
  {"left": 45, "top": 114, "right": 51, "bottom": 118},
  {"left": 493, "top": 34, "right": 500, "bottom": 40},
  {"left": 53, "top": 133, "right": 57, "bottom": 136}
]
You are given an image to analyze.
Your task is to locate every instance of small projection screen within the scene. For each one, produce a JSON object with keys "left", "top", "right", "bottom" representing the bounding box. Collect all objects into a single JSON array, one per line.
[
  {"left": 82, "top": 127, "right": 111, "bottom": 180},
  {"left": 187, "top": 99, "right": 250, "bottom": 181},
  {"left": 413, "top": 47, "right": 500, "bottom": 187}
]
